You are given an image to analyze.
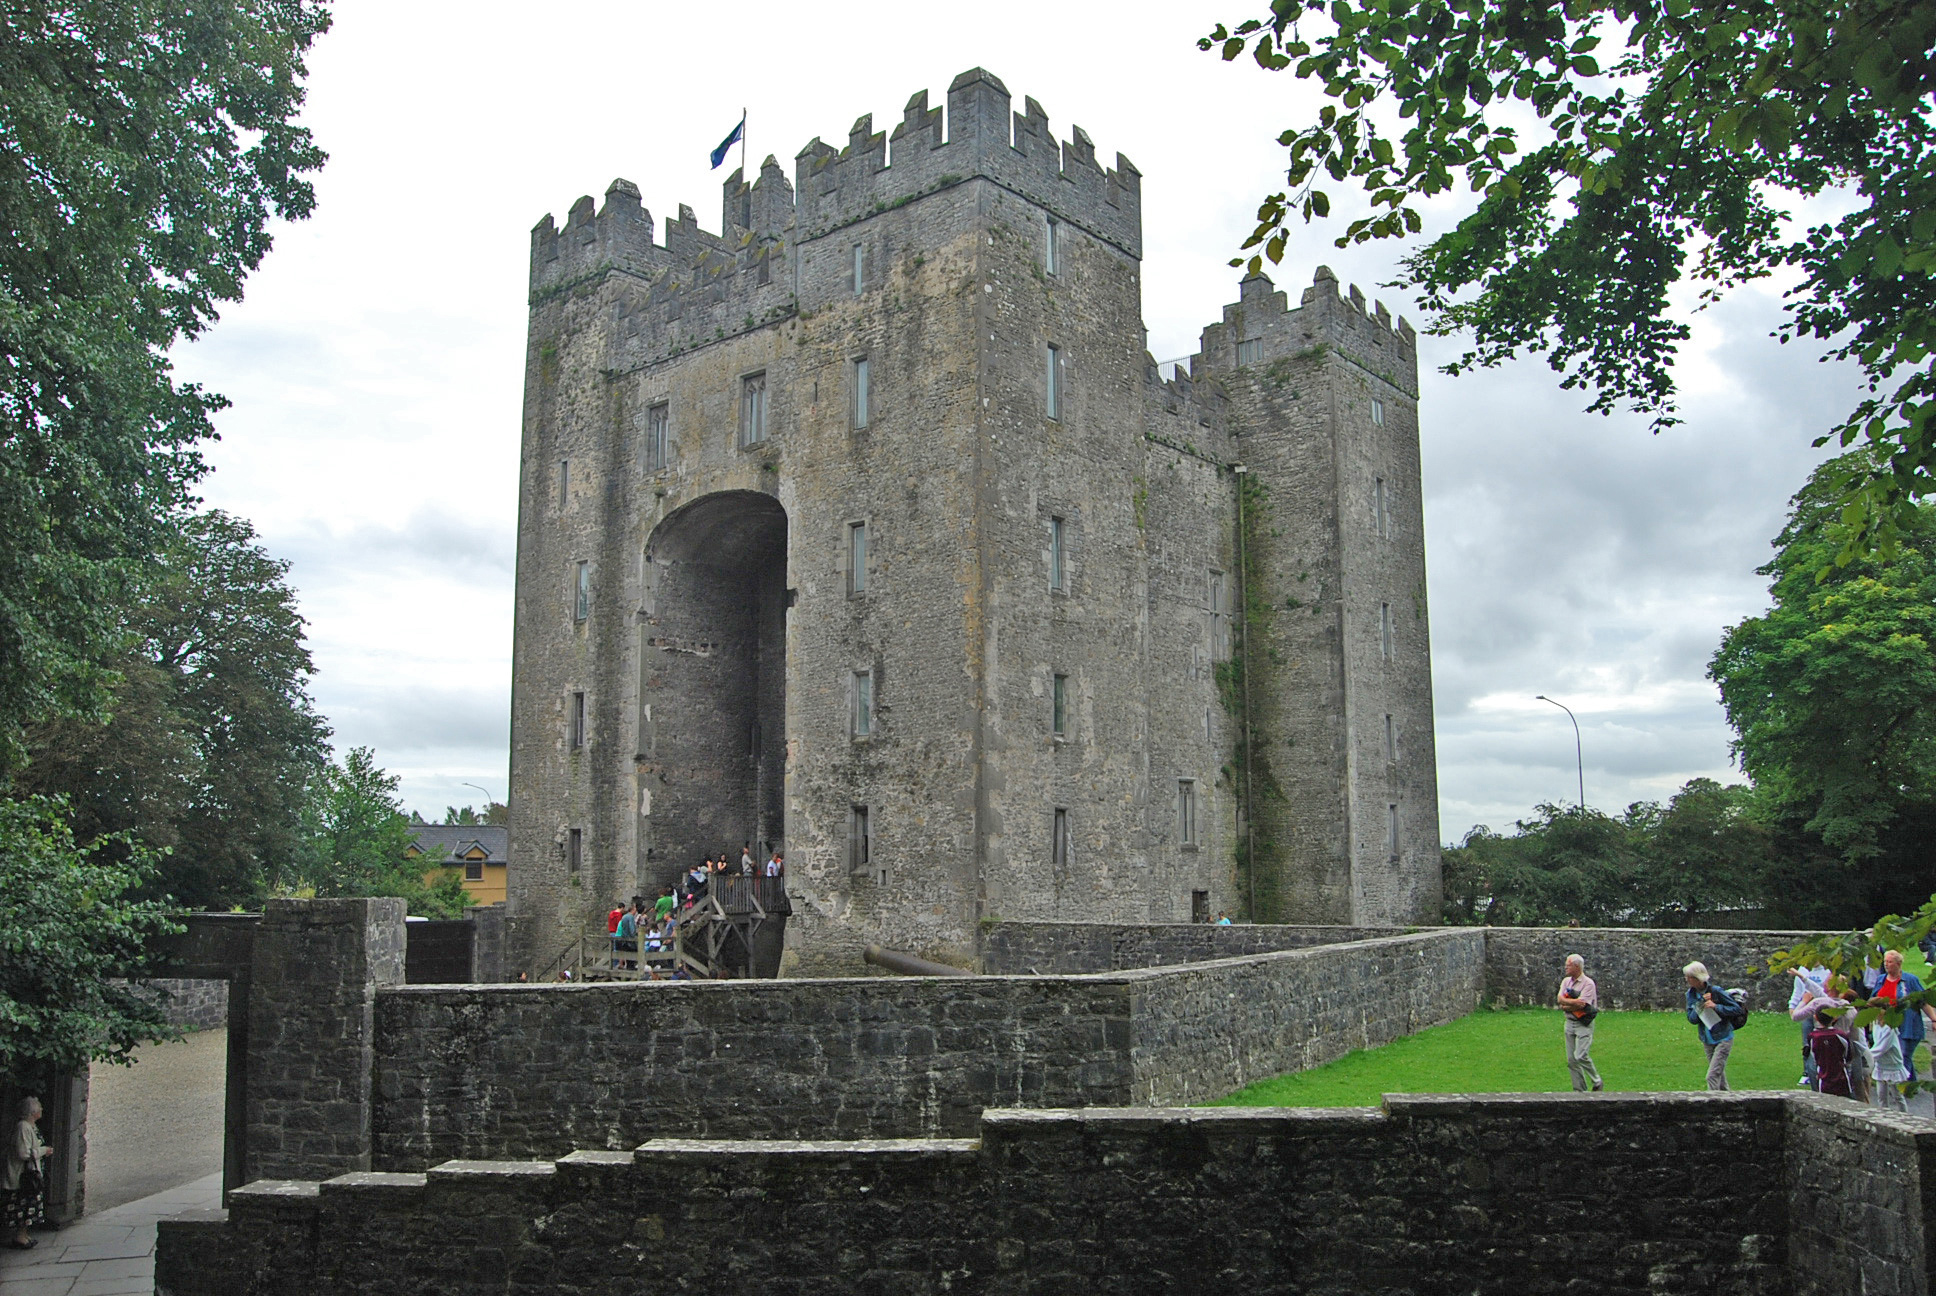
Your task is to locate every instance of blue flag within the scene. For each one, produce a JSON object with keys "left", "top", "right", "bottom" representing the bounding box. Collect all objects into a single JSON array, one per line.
[{"left": 710, "top": 115, "right": 745, "bottom": 170}]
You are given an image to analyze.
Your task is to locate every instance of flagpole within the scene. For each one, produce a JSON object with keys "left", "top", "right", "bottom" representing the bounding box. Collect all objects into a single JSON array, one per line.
[{"left": 741, "top": 108, "right": 747, "bottom": 175}]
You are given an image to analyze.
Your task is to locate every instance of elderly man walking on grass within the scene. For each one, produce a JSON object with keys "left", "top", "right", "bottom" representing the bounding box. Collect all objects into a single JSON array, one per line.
[{"left": 1558, "top": 954, "right": 1604, "bottom": 1092}]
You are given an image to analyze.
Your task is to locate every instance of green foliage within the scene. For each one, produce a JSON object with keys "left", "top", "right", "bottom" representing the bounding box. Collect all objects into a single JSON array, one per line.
[
  {"left": 0, "top": 1, "right": 330, "bottom": 761},
  {"left": 1711, "top": 452, "right": 1936, "bottom": 865},
  {"left": 292, "top": 748, "right": 469, "bottom": 919},
  {"left": 1204, "top": 0, "right": 1936, "bottom": 560},
  {"left": 1442, "top": 780, "right": 1769, "bottom": 927},
  {"left": 440, "top": 803, "right": 508, "bottom": 826},
  {"left": 0, "top": 796, "right": 182, "bottom": 1085},
  {"left": 15, "top": 511, "right": 328, "bottom": 908}
]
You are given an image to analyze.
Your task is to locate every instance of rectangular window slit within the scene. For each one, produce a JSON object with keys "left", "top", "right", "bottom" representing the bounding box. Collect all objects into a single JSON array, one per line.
[
  {"left": 848, "top": 521, "right": 868, "bottom": 596},
  {"left": 1048, "top": 516, "right": 1066, "bottom": 591},
  {"left": 558, "top": 459, "right": 570, "bottom": 510},
  {"left": 1052, "top": 808, "right": 1070, "bottom": 870},
  {"left": 568, "top": 828, "right": 582, "bottom": 874},
  {"left": 853, "top": 243, "right": 865, "bottom": 294},
  {"left": 1046, "top": 343, "right": 1062, "bottom": 420},
  {"left": 1052, "top": 673, "right": 1068, "bottom": 737},
  {"left": 853, "top": 357, "right": 870, "bottom": 429},
  {"left": 645, "top": 403, "right": 669, "bottom": 472},
  {"left": 569, "top": 690, "right": 586, "bottom": 750},
  {"left": 1372, "top": 397, "right": 1386, "bottom": 426},
  {"left": 1178, "top": 779, "right": 1198, "bottom": 845},
  {"left": 740, "top": 372, "right": 768, "bottom": 446},
  {"left": 575, "top": 561, "right": 590, "bottom": 622},
  {"left": 1380, "top": 602, "right": 1393, "bottom": 659},
  {"left": 852, "top": 670, "right": 873, "bottom": 737},
  {"left": 850, "top": 805, "right": 870, "bottom": 872},
  {"left": 1045, "top": 217, "right": 1059, "bottom": 275}
]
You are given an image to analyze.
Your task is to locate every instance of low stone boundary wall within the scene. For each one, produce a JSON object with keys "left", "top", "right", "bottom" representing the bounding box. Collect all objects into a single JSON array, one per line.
[
  {"left": 129, "top": 977, "right": 230, "bottom": 1031},
  {"left": 1482, "top": 926, "right": 1827, "bottom": 1011},
  {"left": 979, "top": 920, "right": 1411, "bottom": 974},
  {"left": 367, "top": 930, "right": 1484, "bottom": 1166},
  {"left": 159, "top": 1092, "right": 1928, "bottom": 1296}
]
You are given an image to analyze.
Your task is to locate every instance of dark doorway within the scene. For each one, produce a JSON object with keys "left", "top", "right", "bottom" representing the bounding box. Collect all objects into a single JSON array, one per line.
[{"left": 640, "top": 491, "right": 787, "bottom": 890}]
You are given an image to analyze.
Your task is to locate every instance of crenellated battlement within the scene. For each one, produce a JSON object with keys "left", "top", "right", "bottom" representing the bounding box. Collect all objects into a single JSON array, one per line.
[{"left": 1196, "top": 267, "right": 1419, "bottom": 399}]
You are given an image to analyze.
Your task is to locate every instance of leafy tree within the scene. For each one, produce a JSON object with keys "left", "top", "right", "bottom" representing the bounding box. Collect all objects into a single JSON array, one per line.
[
  {"left": 292, "top": 747, "right": 470, "bottom": 919},
  {"left": 1710, "top": 452, "right": 1936, "bottom": 919},
  {"left": 1204, "top": 0, "right": 1936, "bottom": 558},
  {"left": 0, "top": 796, "right": 181, "bottom": 1086},
  {"left": 1630, "top": 778, "right": 1771, "bottom": 927},
  {"left": 439, "top": 802, "right": 508, "bottom": 827},
  {"left": 0, "top": 0, "right": 330, "bottom": 760},
  {"left": 16, "top": 511, "right": 329, "bottom": 908}
]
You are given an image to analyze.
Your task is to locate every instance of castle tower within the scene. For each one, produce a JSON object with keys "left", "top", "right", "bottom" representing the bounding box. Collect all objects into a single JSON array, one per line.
[{"left": 506, "top": 70, "right": 1440, "bottom": 975}]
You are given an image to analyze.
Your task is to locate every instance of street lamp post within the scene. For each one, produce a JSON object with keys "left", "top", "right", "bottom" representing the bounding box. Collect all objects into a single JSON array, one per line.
[
  {"left": 460, "top": 782, "right": 496, "bottom": 812},
  {"left": 1535, "top": 695, "right": 1585, "bottom": 810}
]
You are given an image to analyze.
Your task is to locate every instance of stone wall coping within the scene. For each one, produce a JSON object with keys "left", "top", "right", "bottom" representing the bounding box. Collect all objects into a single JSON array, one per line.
[
  {"left": 555, "top": 1151, "right": 634, "bottom": 1168},
  {"left": 427, "top": 1159, "right": 561, "bottom": 1180},
  {"left": 981, "top": 1105, "right": 1386, "bottom": 1134},
  {"left": 1383, "top": 1090, "right": 1793, "bottom": 1118},
  {"left": 987, "top": 919, "right": 1838, "bottom": 941},
  {"left": 319, "top": 1172, "right": 427, "bottom": 1203},
  {"left": 227, "top": 1180, "right": 320, "bottom": 1202},
  {"left": 638, "top": 1137, "right": 981, "bottom": 1159},
  {"left": 1787, "top": 1089, "right": 1936, "bottom": 1146}
]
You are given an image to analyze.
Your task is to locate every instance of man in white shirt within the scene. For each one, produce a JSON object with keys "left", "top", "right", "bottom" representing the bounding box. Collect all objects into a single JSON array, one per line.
[{"left": 1558, "top": 954, "right": 1604, "bottom": 1092}]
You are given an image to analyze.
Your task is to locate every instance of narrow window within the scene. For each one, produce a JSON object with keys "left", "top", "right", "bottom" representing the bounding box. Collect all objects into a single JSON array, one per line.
[
  {"left": 1388, "top": 803, "right": 1401, "bottom": 858},
  {"left": 464, "top": 859, "right": 483, "bottom": 882},
  {"left": 1046, "top": 344, "right": 1062, "bottom": 420},
  {"left": 558, "top": 459, "right": 570, "bottom": 510},
  {"left": 1052, "top": 673, "right": 1068, "bottom": 737},
  {"left": 852, "top": 669, "right": 873, "bottom": 738},
  {"left": 1208, "top": 571, "right": 1229, "bottom": 661},
  {"left": 853, "top": 357, "right": 870, "bottom": 429},
  {"left": 1048, "top": 516, "right": 1066, "bottom": 591},
  {"left": 850, "top": 805, "right": 870, "bottom": 872},
  {"left": 1380, "top": 602, "right": 1393, "bottom": 659},
  {"left": 645, "top": 403, "right": 669, "bottom": 472},
  {"left": 568, "top": 827, "right": 582, "bottom": 874},
  {"left": 1236, "top": 338, "right": 1264, "bottom": 367},
  {"left": 1385, "top": 713, "right": 1396, "bottom": 763},
  {"left": 1191, "top": 890, "right": 1210, "bottom": 924},
  {"left": 1052, "top": 808, "right": 1070, "bottom": 870},
  {"left": 852, "top": 243, "right": 865, "bottom": 294},
  {"left": 1375, "top": 477, "right": 1390, "bottom": 538},
  {"left": 740, "top": 372, "right": 768, "bottom": 447},
  {"left": 569, "top": 690, "right": 586, "bottom": 750},
  {"left": 847, "top": 521, "right": 868, "bottom": 596},
  {"left": 1045, "top": 217, "right": 1059, "bottom": 275},
  {"left": 1371, "top": 397, "right": 1386, "bottom": 427},
  {"left": 574, "top": 561, "right": 591, "bottom": 622},
  {"left": 1178, "top": 779, "right": 1198, "bottom": 845}
]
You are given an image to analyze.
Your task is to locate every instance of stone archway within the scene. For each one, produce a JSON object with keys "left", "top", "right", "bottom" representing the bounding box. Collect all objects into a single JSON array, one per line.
[{"left": 639, "top": 491, "right": 787, "bottom": 889}]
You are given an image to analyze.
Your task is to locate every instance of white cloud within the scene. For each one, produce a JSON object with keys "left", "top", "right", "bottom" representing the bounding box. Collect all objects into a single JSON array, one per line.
[{"left": 171, "top": 0, "right": 1860, "bottom": 834}]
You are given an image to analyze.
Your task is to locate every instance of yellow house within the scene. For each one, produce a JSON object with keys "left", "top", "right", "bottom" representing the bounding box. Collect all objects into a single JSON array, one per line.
[{"left": 407, "top": 825, "right": 509, "bottom": 906}]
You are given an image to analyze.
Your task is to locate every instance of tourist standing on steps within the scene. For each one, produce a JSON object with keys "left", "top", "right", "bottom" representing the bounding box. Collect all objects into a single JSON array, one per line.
[
  {"left": 5, "top": 1096, "right": 51, "bottom": 1250},
  {"left": 1557, "top": 954, "right": 1604, "bottom": 1092},
  {"left": 1684, "top": 962, "right": 1737, "bottom": 1091}
]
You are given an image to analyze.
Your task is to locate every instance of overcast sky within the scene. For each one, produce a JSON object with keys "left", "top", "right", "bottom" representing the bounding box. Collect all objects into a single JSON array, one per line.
[{"left": 172, "top": 0, "right": 1857, "bottom": 838}]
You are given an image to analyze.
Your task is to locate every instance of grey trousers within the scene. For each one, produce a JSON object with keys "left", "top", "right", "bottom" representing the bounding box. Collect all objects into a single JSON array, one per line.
[
  {"left": 1565, "top": 1019, "right": 1602, "bottom": 1091},
  {"left": 1704, "top": 1038, "right": 1733, "bottom": 1091}
]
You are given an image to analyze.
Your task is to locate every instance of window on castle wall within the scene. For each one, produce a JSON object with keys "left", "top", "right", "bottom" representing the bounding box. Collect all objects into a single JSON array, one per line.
[
  {"left": 569, "top": 690, "right": 586, "bottom": 750},
  {"left": 849, "top": 804, "right": 870, "bottom": 872},
  {"left": 1178, "top": 779, "right": 1198, "bottom": 846},
  {"left": 1388, "top": 803, "right": 1401, "bottom": 859},
  {"left": 851, "top": 669, "right": 873, "bottom": 738},
  {"left": 1375, "top": 477, "right": 1390, "bottom": 539},
  {"left": 852, "top": 243, "right": 865, "bottom": 294},
  {"left": 1046, "top": 218, "right": 1059, "bottom": 275},
  {"left": 1052, "top": 807, "right": 1070, "bottom": 870},
  {"left": 1046, "top": 344, "right": 1062, "bottom": 420},
  {"left": 568, "top": 828, "right": 583, "bottom": 874},
  {"left": 1052, "top": 672, "right": 1068, "bottom": 738},
  {"left": 645, "top": 403, "right": 669, "bottom": 472},
  {"left": 1385, "top": 713, "right": 1397, "bottom": 763},
  {"left": 574, "top": 561, "right": 590, "bottom": 622},
  {"left": 853, "top": 357, "right": 870, "bottom": 429},
  {"left": 1237, "top": 338, "right": 1263, "bottom": 367},
  {"left": 1048, "top": 516, "right": 1067, "bottom": 592},
  {"left": 740, "top": 372, "right": 768, "bottom": 446},
  {"left": 1372, "top": 397, "right": 1386, "bottom": 427},
  {"left": 1208, "top": 571, "right": 1230, "bottom": 661},
  {"left": 847, "top": 521, "right": 868, "bottom": 596},
  {"left": 558, "top": 459, "right": 570, "bottom": 510},
  {"left": 1380, "top": 602, "right": 1394, "bottom": 659}
]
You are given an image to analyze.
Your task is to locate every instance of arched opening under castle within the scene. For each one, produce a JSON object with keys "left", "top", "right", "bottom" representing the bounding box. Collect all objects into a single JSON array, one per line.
[{"left": 641, "top": 490, "right": 787, "bottom": 887}]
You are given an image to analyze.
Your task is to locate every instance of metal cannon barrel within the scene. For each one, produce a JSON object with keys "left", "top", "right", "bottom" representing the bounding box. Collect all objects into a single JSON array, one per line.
[{"left": 862, "top": 945, "right": 973, "bottom": 977}]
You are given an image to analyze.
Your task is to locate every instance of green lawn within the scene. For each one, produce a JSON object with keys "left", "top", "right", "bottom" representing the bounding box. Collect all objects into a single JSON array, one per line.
[{"left": 1212, "top": 1007, "right": 1930, "bottom": 1106}]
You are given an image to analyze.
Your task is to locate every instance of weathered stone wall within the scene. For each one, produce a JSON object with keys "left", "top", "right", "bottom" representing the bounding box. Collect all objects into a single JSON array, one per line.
[
  {"left": 245, "top": 899, "right": 405, "bottom": 1183},
  {"left": 161, "top": 1094, "right": 1936, "bottom": 1296},
  {"left": 144, "top": 977, "right": 230, "bottom": 1031},
  {"left": 1483, "top": 926, "right": 1826, "bottom": 1011},
  {"left": 980, "top": 918, "right": 1410, "bottom": 974},
  {"left": 366, "top": 929, "right": 1478, "bottom": 1167}
]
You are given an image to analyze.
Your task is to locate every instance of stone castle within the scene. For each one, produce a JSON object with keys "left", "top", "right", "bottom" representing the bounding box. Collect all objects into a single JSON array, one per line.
[{"left": 507, "top": 68, "right": 1441, "bottom": 974}]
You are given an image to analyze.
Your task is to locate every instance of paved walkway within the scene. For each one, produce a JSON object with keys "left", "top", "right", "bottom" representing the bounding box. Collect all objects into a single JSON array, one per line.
[{"left": 0, "top": 1172, "right": 221, "bottom": 1295}]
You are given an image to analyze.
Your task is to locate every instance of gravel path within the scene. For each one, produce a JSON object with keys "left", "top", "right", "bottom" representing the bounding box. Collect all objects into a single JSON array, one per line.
[{"left": 85, "top": 1028, "right": 226, "bottom": 1213}]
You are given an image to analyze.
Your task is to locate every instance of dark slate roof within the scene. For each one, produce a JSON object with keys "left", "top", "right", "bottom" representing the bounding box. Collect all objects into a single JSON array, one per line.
[{"left": 407, "top": 824, "right": 509, "bottom": 865}]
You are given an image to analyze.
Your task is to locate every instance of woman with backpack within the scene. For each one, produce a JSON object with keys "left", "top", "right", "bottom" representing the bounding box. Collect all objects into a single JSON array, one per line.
[{"left": 1684, "top": 962, "right": 1743, "bottom": 1091}]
